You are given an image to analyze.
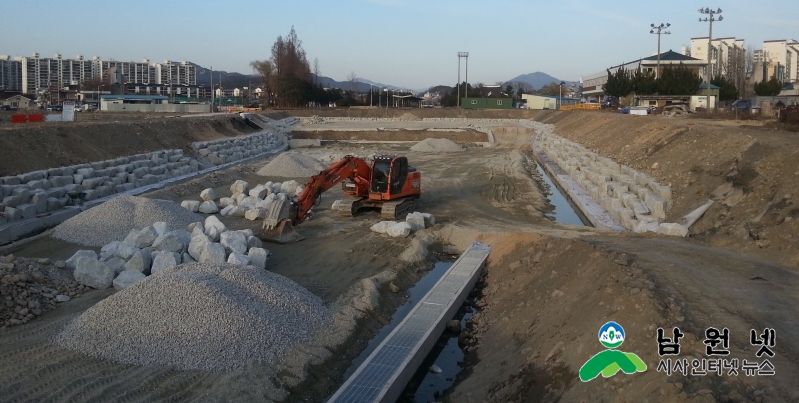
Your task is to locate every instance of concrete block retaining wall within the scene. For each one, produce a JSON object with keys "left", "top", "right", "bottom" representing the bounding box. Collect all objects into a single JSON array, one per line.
[
  {"left": 0, "top": 126, "right": 284, "bottom": 228},
  {"left": 537, "top": 131, "right": 686, "bottom": 236}
]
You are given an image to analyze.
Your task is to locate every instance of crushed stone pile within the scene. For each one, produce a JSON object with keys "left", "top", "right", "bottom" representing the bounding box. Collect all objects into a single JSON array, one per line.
[
  {"left": 410, "top": 138, "right": 464, "bottom": 153},
  {"left": 53, "top": 262, "right": 331, "bottom": 372},
  {"left": 51, "top": 195, "right": 203, "bottom": 247},
  {"left": 256, "top": 151, "right": 327, "bottom": 177}
]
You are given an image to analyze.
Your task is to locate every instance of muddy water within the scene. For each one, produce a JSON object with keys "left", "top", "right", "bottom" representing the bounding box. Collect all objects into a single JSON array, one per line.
[{"left": 535, "top": 165, "right": 588, "bottom": 226}]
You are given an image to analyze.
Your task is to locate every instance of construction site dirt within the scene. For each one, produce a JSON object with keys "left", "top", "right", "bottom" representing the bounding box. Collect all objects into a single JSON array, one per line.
[{"left": 0, "top": 110, "right": 797, "bottom": 403}]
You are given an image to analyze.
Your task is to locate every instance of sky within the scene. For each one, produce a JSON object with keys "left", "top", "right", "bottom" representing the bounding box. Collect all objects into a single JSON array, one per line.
[{"left": 1, "top": 0, "right": 796, "bottom": 90}]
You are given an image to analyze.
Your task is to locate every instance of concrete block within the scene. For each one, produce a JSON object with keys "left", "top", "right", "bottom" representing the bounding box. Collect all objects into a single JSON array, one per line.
[
  {"left": 82, "top": 189, "right": 98, "bottom": 201},
  {"left": 17, "top": 203, "right": 37, "bottom": 218},
  {"left": 11, "top": 188, "right": 31, "bottom": 204},
  {"left": 61, "top": 167, "right": 74, "bottom": 176},
  {"left": 1, "top": 176, "right": 20, "bottom": 185},
  {"left": 76, "top": 167, "right": 95, "bottom": 178},
  {"left": 4, "top": 206, "right": 21, "bottom": 221},
  {"left": 612, "top": 185, "right": 629, "bottom": 199},
  {"left": 64, "top": 184, "right": 85, "bottom": 193},
  {"left": 3, "top": 196, "right": 20, "bottom": 208},
  {"left": 46, "top": 197, "right": 63, "bottom": 211},
  {"left": 657, "top": 223, "right": 689, "bottom": 237},
  {"left": 656, "top": 185, "right": 672, "bottom": 201},
  {"left": 31, "top": 192, "right": 48, "bottom": 214}
]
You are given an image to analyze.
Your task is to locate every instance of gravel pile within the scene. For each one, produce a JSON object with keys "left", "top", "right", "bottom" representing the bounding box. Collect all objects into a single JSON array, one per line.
[
  {"left": 257, "top": 151, "right": 327, "bottom": 177},
  {"left": 52, "top": 196, "right": 203, "bottom": 247},
  {"left": 410, "top": 138, "right": 464, "bottom": 152},
  {"left": 53, "top": 262, "right": 331, "bottom": 372},
  {"left": 398, "top": 113, "right": 421, "bottom": 121}
]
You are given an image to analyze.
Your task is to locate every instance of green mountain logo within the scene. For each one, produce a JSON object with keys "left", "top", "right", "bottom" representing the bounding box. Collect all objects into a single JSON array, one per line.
[{"left": 579, "top": 321, "right": 647, "bottom": 382}]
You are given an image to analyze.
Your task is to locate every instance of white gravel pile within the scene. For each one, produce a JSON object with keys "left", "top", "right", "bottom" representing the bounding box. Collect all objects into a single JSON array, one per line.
[
  {"left": 257, "top": 152, "right": 327, "bottom": 177},
  {"left": 53, "top": 262, "right": 331, "bottom": 372},
  {"left": 410, "top": 138, "right": 464, "bottom": 152},
  {"left": 52, "top": 196, "right": 203, "bottom": 247}
]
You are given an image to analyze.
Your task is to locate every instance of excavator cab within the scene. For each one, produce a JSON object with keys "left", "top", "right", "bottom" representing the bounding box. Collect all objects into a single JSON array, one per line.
[
  {"left": 370, "top": 158, "right": 390, "bottom": 193},
  {"left": 371, "top": 155, "right": 409, "bottom": 196}
]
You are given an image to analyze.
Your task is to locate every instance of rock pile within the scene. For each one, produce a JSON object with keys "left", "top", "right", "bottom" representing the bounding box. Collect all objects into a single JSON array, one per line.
[
  {"left": 301, "top": 115, "right": 328, "bottom": 124},
  {"left": 191, "top": 131, "right": 282, "bottom": 166},
  {"left": 183, "top": 180, "right": 306, "bottom": 221},
  {"left": 370, "top": 211, "right": 435, "bottom": 238},
  {"left": 1, "top": 254, "right": 85, "bottom": 328},
  {"left": 410, "top": 138, "right": 464, "bottom": 153},
  {"left": 51, "top": 196, "right": 203, "bottom": 247},
  {"left": 53, "top": 262, "right": 331, "bottom": 372},
  {"left": 256, "top": 152, "right": 327, "bottom": 177},
  {"left": 64, "top": 217, "right": 270, "bottom": 291}
]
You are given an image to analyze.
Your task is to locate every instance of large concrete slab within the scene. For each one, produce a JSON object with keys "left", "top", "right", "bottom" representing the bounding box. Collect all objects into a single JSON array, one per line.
[{"left": 327, "top": 241, "right": 490, "bottom": 403}]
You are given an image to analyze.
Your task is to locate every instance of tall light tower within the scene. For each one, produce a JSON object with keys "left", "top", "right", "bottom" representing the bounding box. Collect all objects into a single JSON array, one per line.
[
  {"left": 457, "top": 52, "right": 468, "bottom": 106},
  {"left": 699, "top": 7, "right": 722, "bottom": 111},
  {"left": 650, "top": 23, "right": 671, "bottom": 79}
]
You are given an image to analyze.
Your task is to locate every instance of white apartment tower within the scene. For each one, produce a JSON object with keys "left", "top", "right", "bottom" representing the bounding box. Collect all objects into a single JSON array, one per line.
[
  {"left": 0, "top": 55, "right": 22, "bottom": 91},
  {"left": 761, "top": 39, "right": 799, "bottom": 82},
  {"left": 156, "top": 61, "right": 196, "bottom": 86},
  {"left": 690, "top": 37, "right": 746, "bottom": 85},
  {"left": 95, "top": 57, "right": 156, "bottom": 84},
  {"left": 20, "top": 53, "right": 94, "bottom": 94}
]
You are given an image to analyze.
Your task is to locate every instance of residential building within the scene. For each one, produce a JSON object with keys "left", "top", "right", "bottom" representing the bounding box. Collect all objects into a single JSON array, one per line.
[
  {"left": 581, "top": 50, "right": 705, "bottom": 102},
  {"left": 753, "top": 49, "right": 765, "bottom": 64},
  {"left": 690, "top": 37, "right": 746, "bottom": 86},
  {"left": 459, "top": 97, "right": 512, "bottom": 109},
  {"left": 96, "top": 58, "right": 156, "bottom": 84},
  {"left": 20, "top": 53, "right": 94, "bottom": 94},
  {"left": 156, "top": 61, "right": 196, "bottom": 86},
  {"left": 0, "top": 94, "right": 36, "bottom": 109},
  {"left": 760, "top": 39, "right": 799, "bottom": 82},
  {"left": 521, "top": 94, "right": 579, "bottom": 110},
  {"left": 0, "top": 56, "right": 22, "bottom": 91}
]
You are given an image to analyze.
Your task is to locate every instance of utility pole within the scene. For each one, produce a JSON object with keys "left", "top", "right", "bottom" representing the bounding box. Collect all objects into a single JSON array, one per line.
[
  {"left": 210, "top": 66, "right": 214, "bottom": 112},
  {"left": 650, "top": 23, "right": 671, "bottom": 79},
  {"left": 457, "top": 53, "right": 462, "bottom": 107},
  {"left": 464, "top": 53, "right": 469, "bottom": 99},
  {"left": 699, "top": 7, "right": 722, "bottom": 112}
]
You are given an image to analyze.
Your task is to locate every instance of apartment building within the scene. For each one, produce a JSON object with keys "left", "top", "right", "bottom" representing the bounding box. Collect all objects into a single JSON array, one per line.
[
  {"left": 760, "top": 39, "right": 799, "bottom": 83},
  {"left": 689, "top": 37, "right": 746, "bottom": 85},
  {"left": 155, "top": 61, "right": 196, "bottom": 86},
  {"left": 96, "top": 58, "right": 156, "bottom": 84},
  {"left": 0, "top": 55, "right": 22, "bottom": 91},
  {"left": 20, "top": 53, "right": 94, "bottom": 94}
]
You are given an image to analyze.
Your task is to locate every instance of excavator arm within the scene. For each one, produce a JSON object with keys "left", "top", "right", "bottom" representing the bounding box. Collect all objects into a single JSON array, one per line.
[
  {"left": 293, "top": 156, "right": 372, "bottom": 224},
  {"left": 259, "top": 155, "right": 372, "bottom": 243}
]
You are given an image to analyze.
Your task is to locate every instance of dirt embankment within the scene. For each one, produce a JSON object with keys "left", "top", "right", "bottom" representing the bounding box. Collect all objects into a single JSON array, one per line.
[
  {"left": 290, "top": 129, "right": 487, "bottom": 143},
  {"left": 534, "top": 111, "right": 799, "bottom": 269},
  {"left": 262, "top": 108, "right": 544, "bottom": 120},
  {"left": 0, "top": 116, "right": 258, "bottom": 176}
]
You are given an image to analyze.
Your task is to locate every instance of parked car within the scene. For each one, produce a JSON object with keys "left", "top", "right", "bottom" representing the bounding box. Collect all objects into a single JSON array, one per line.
[
  {"left": 729, "top": 99, "right": 751, "bottom": 111},
  {"left": 601, "top": 96, "right": 618, "bottom": 109},
  {"left": 0, "top": 105, "right": 11, "bottom": 111},
  {"left": 45, "top": 105, "right": 63, "bottom": 111}
]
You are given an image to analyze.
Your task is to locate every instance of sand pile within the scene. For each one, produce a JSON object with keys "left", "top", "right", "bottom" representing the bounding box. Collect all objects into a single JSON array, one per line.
[
  {"left": 51, "top": 196, "right": 203, "bottom": 247},
  {"left": 257, "top": 152, "right": 327, "bottom": 177},
  {"left": 410, "top": 138, "right": 464, "bottom": 152},
  {"left": 53, "top": 262, "right": 331, "bottom": 372}
]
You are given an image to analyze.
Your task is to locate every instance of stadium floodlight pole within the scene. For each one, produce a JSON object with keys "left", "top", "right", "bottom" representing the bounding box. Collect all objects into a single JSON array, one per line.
[
  {"left": 699, "top": 7, "right": 722, "bottom": 111},
  {"left": 650, "top": 23, "right": 671, "bottom": 79},
  {"left": 457, "top": 52, "right": 468, "bottom": 106}
]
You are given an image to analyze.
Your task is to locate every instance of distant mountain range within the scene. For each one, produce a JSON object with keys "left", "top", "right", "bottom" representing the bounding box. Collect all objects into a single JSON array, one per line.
[{"left": 192, "top": 63, "right": 575, "bottom": 95}]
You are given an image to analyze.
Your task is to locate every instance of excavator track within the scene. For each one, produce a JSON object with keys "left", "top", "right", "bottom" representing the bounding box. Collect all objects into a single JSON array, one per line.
[
  {"left": 380, "top": 197, "right": 416, "bottom": 220},
  {"left": 332, "top": 197, "right": 364, "bottom": 217}
]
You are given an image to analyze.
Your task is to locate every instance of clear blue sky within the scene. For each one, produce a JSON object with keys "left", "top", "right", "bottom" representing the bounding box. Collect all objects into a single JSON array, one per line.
[{"left": 1, "top": 0, "right": 796, "bottom": 90}]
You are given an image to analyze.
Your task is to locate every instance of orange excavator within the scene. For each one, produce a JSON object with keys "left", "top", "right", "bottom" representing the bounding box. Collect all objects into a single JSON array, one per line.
[{"left": 259, "top": 155, "right": 421, "bottom": 243}]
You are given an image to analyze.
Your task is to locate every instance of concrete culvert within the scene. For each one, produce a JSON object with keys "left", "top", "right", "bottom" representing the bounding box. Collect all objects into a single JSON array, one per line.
[{"left": 53, "top": 262, "right": 331, "bottom": 372}]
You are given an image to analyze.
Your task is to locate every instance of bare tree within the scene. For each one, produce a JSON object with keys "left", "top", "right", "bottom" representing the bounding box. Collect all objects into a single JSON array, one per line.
[
  {"left": 743, "top": 46, "right": 756, "bottom": 98},
  {"left": 347, "top": 71, "right": 358, "bottom": 93},
  {"left": 250, "top": 60, "right": 274, "bottom": 106}
]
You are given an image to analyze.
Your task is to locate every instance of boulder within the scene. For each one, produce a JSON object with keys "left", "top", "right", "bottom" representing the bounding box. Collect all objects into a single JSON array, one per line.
[
  {"left": 198, "top": 200, "right": 219, "bottom": 214},
  {"left": 230, "top": 180, "right": 249, "bottom": 195},
  {"left": 204, "top": 215, "right": 226, "bottom": 234},
  {"left": 244, "top": 208, "right": 268, "bottom": 221},
  {"left": 55, "top": 295, "right": 71, "bottom": 302},
  {"left": 405, "top": 212, "right": 426, "bottom": 232},
  {"left": 66, "top": 250, "right": 98, "bottom": 270},
  {"left": 115, "top": 243, "right": 140, "bottom": 260},
  {"left": 387, "top": 222, "right": 412, "bottom": 238},
  {"left": 206, "top": 225, "right": 221, "bottom": 242},
  {"left": 124, "top": 250, "right": 152, "bottom": 274},
  {"left": 188, "top": 232, "right": 210, "bottom": 261},
  {"left": 105, "top": 257, "right": 128, "bottom": 275},
  {"left": 220, "top": 231, "right": 248, "bottom": 254},
  {"left": 73, "top": 257, "right": 115, "bottom": 289},
  {"left": 249, "top": 185, "right": 267, "bottom": 200},
  {"left": 227, "top": 252, "right": 251, "bottom": 265},
  {"left": 113, "top": 270, "right": 146, "bottom": 290},
  {"left": 150, "top": 251, "right": 180, "bottom": 274},
  {"left": 200, "top": 242, "right": 227, "bottom": 264},
  {"left": 247, "top": 235, "right": 263, "bottom": 250},
  {"left": 219, "top": 205, "right": 235, "bottom": 216},
  {"left": 280, "top": 180, "right": 300, "bottom": 195},
  {"left": 370, "top": 221, "right": 396, "bottom": 234},
  {"left": 182, "top": 252, "right": 196, "bottom": 263},
  {"left": 181, "top": 200, "right": 200, "bottom": 212},
  {"left": 185, "top": 221, "right": 203, "bottom": 232},
  {"left": 247, "top": 247, "right": 269, "bottom": 269},
  {"left": 100, "top": 241, "right": 122, "bottom": 258},
  {"left": 200, "top": 188, "right": 217, "bottom": 202},
  {"left": 130, "top": 226, "right": 158, "bottom": 248},
  {"left": 152, "top": 222, "right": 170, "bottom": 236},
  {"left": 657, "top": 223, "right": 689, "bottom": 237},
  {"left": 152, "top": 232, "right": 184, "bottom": 253},
  {"left": 219, "top": 197, "right": 236, "bottom": 207}
]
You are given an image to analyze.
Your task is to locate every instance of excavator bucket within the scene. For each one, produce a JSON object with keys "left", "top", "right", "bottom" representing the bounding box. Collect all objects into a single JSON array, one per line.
[
  {"left": 259, "top": 197, "right": 304, "bottom": 243},
  {"left": 259, "top": 218, "right": 304, "bottom": 244}
]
